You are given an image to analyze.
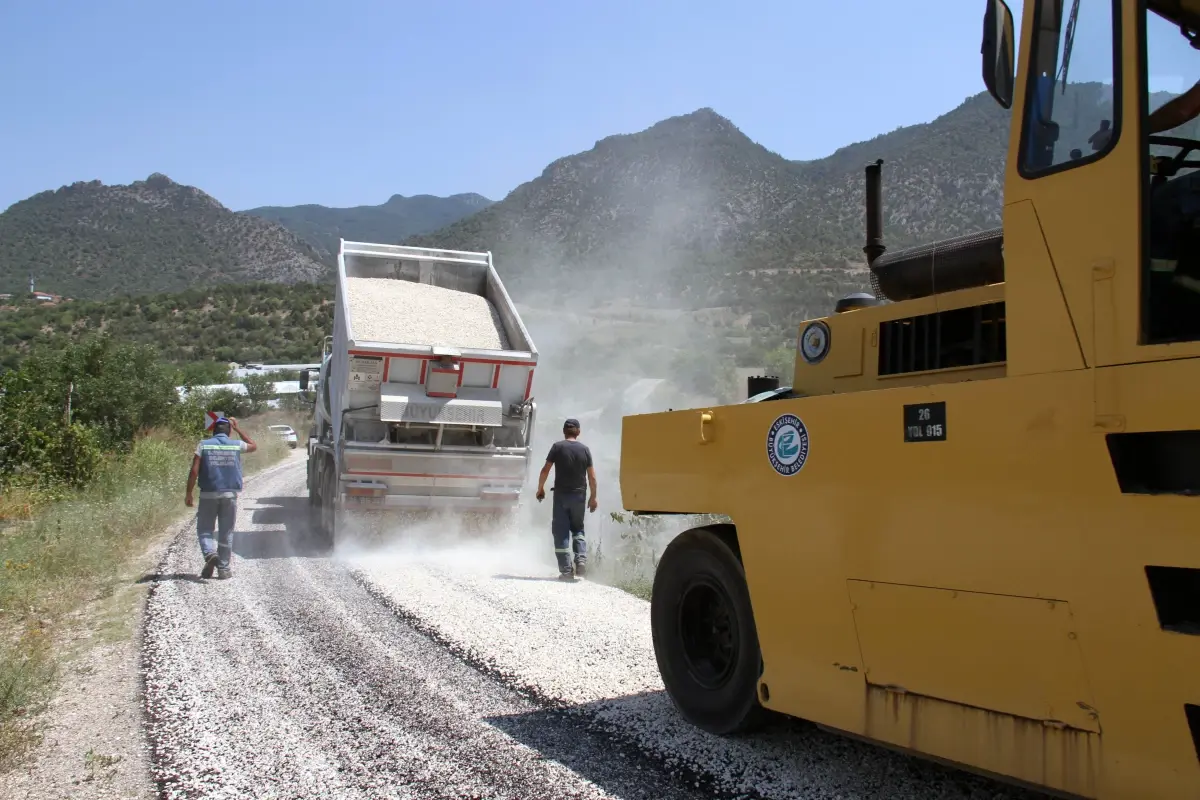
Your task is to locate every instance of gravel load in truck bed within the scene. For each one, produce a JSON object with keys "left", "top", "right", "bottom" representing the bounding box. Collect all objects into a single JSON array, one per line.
[{"left": 345, "top": 276, "right": 512, "bottom": 350}]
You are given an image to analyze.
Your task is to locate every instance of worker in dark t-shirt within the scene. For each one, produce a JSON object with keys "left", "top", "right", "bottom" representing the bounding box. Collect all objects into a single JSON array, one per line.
[{"left": 535, "top": 418, "right": 598, "bottom": 581}]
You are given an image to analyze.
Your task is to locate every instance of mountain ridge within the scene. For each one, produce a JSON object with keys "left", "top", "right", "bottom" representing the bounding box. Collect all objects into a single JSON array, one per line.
[
  {"left": 3, "top": 87, "right": 1136, "bottom": 327},
  {"left": 241, "top": 192, "right": 494, "bottom": 259},
  {"left": 0, "top": 173, "right": 329, "bottom": 299},
  {"left": 401, "top": 94, "right": 1008, "bottom": 325}
]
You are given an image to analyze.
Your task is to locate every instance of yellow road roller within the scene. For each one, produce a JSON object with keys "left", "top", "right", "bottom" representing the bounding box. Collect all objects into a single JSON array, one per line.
[{"left": 620, "top": 2, "right": 1200, "bottom": 797}]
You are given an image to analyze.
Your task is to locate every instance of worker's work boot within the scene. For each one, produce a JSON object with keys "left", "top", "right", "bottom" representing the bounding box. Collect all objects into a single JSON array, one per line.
[
  {"left": 217, "top": 568, "right": 232, "bottom": 580},
  {"left": 558, "top": 570, "right": 575, "bottom": 582},
  {"left": 573, "top": 561, "right": 587, "bottom": 579},
  {"left": 201, "top": 553, "right": 219, "bottom": 579}
]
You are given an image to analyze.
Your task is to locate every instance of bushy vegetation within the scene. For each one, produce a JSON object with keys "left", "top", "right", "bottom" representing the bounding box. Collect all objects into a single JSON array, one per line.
[
  {"left": 589, "top": 511, "right": 733, "bottom": 600},
  {"left": 0, "top": 336, "right": 196, "bottom": 494},
  {"left": 0, "top": 425, "right": 290, "bottom": 769},
  {"left": 0, "top": 332, "right": 300, "bottom": 768},
  {"left": 0, "top": 282, "right": 333, "bottom": 372}
]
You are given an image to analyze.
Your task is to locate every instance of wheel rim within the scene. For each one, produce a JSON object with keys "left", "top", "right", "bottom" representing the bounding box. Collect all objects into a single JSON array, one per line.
[{"left": 677, "top": 576, "right": 739, "bottom": 690}]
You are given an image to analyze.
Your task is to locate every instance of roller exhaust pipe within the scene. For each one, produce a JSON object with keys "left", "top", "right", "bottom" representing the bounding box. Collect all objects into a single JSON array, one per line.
[{"left": 864, "top": 159, "right": 886, "bottom": 266}]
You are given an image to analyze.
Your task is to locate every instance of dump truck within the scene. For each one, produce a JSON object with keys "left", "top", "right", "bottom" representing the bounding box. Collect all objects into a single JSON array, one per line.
[
  {"left": 304, "top": 240, "right": 538, "bottom": 545},
  {"left": 619, "top": 2, "right": 1200, "bottom": 798}
]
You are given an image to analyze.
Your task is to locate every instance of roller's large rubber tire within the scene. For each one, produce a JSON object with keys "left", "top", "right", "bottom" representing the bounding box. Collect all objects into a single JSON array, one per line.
[{"left": 651, "top": 527, "right": 767, "bottom": 735}]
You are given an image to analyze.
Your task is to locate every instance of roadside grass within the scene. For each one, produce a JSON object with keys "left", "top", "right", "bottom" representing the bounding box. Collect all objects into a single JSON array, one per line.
[
  {"left": 0, "top": 417, "right": 291, "bottom": 772},
  {"left": 612, "top": 576, "right": 653, "bottom": 601},
  {"left": 588, "top": 511, "right": 664, "bottom": 601},
  {"left": 589, "top": 511, "right": 734, "bottom": 602}
]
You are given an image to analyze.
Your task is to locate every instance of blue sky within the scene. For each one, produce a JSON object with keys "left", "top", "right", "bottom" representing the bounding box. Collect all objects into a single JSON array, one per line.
[{"left": 3, "top": 1, "right": 1023, "bottom": 212}]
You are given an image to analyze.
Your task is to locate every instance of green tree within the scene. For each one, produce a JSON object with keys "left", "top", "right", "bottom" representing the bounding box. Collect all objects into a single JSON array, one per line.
[
  {"left": 188, "top": 386, "right": 251, "bottom": 422},
  {"left": 0, "top": 334, "right": 182, "bottom": 488},
  {"left": 762, "top": 346, "right": 796, "bottom": 383},
  {"left": 240, "top": 373, "right": 276, "bottom": 414},
  {"left": 175, "top": 361, "right": 233, "bottom": 387}
]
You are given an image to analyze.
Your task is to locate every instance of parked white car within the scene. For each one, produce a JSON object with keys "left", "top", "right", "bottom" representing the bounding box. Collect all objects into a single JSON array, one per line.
[{"left": 268, "top": 424, "right": 299, "bottom": 449}]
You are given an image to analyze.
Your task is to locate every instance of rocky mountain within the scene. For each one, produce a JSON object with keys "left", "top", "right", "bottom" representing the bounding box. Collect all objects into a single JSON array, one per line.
[
  {"left": 4, "top": 83, "right": 1149, "bottom": 322},
  {"left": 0, "top": 174, "right": 330, "bottom": 299},
  {"left": 242, "top": 192, "right": 493, "bottom": 260},
  {"left": 402, "top": 94, "right": 1013, "bottom": 323}
]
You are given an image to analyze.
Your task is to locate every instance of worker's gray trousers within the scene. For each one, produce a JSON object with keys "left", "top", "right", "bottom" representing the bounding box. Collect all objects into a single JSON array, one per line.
[
  {"left": 196, "top": 495, "right": 238, "bottom": 569},
  {"left": 551, "top": 489, "right": 587, "bottom": 574}
]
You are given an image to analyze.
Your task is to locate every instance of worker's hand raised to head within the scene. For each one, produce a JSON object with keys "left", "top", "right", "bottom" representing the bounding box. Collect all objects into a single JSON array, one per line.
[
  {"left": 535, "top": 488, "right": 545, "bottom": 502},
  {"left": 228, "top": 417, "right": 240, "bottom": 430}
]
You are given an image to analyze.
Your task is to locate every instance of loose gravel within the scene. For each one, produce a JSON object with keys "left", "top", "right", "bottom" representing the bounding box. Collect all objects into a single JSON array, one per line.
[
  {"left": 141, "top": 455, "right": 1053, "bottom": 800},
  {"left": 141, "top": 455, "right": 707, "bottom": 800},
  {"left": 344, "top": 277, "right": 511, "bottom": 350},
  {"left": 348, "top": 531, "right": 1057, "bottom": 800}
]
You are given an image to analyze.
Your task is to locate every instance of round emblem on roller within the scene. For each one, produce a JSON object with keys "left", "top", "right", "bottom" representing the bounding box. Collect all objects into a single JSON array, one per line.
[
  {"left": 766, "top": 413, "right": 810, "bottom": 476},
  {"left": 800, "top": 321, "right": 831, "bottom": 364}
]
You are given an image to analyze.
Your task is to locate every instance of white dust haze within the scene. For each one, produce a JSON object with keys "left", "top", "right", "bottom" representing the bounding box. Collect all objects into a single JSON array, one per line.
[{"left": 338, "top": 147, "right": 748, "bottom": 584}]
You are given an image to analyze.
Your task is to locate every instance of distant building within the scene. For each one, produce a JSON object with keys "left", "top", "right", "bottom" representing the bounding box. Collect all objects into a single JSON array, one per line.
[
  {"left": 174, "top": 380, "right": 306, "bottom": 411},
  {"left": 229, "top": 362, "right": 321, "bottom": 379},
  {"left": 24, "top": 274, "right": 69, "bottom": 305}
]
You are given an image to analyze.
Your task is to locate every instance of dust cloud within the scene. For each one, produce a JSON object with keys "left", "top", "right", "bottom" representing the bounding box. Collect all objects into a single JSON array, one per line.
[{"left": 334, "top": 158, "right": 745, "bottom": 584}]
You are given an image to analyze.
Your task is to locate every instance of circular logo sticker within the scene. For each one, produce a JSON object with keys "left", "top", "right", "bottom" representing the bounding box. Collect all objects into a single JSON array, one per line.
[
  {"left": 800, "top": 321, "right": 830, "bottom": 364},
  {"left": 766, "top": 413, "right": 810, "bottom": 476}
]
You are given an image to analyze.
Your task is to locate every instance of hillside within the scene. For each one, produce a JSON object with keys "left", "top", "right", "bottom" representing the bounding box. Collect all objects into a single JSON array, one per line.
[
  {"left": 0, "top": 282, "right": 333, "bottom": 371},
  {"left": 406, "top": 85, "right": 1144, "bottom": 328},
  {"left": 401, "top": 96, "right": 1013, "bottom": 324},
  {"left": 242, "top": 193, "right": 493, "bottom": 260},
  {"left": 3, "top": 83, "right": 1154, "bottom": 324},
  {"left": 0, "top": 174, "right": 330, "bottom": 299}
]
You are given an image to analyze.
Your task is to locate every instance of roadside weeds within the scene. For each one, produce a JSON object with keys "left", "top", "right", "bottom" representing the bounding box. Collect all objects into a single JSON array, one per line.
[
  {"left": 589, "top": 511, "right": 734, "bottom": 601},
  {"left": 0, "top": 419, "right": 291, "bottom": 772}
]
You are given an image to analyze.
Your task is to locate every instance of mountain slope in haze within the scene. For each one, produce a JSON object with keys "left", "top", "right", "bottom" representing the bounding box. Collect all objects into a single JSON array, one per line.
[
  {"left": 242, "top": 192, "right": 493, "bottom": 259},
  {"left": 2, "top": 82, "right": 1150, "bottom": 316},
  {"left": 407, "top": 86, "right": 1136, "bottom": 323},
  {"left": 406, "top": 108, "right": 822, "bottom": 296},
  {"left": 0, "top": 174, "right": 330, "bottom": 299},
  {"left": 404, "top": 97, "right": 1014, "bottom": 318}
]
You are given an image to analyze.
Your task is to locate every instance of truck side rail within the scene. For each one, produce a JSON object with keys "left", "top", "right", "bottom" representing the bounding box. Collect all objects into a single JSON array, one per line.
[{"left": 339, "top": 241, "right": 492, "bottom": 266}]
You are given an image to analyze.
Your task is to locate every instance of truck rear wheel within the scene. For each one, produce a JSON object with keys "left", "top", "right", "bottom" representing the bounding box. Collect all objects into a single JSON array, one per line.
[
  {"left": 319, "top": 465, "right": 337, "bottom": 549},
  {"left": 651, "top": 527, "right": 767, "bottom": 735},
  {"left": 307, "top": 458, "right": 318, "bottom": 506}
]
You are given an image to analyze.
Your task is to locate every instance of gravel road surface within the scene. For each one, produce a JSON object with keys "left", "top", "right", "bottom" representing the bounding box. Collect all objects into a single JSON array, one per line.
[{"left": 142, "top": 453, "right": 1052, "bottom": 800}]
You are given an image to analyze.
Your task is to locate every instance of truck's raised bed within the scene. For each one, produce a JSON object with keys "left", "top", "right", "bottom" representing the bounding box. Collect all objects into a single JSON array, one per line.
[{"left": 307, "top": 241, "right": 539, "bottom": 539}]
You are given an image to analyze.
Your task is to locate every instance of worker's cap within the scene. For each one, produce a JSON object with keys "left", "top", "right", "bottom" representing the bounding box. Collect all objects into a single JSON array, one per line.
[
  {"left": 563, "top": 418, "right": 580, "bottom": 429},
  {"left": 214, "top": 417, "right": 231, "bottom": 425}
]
